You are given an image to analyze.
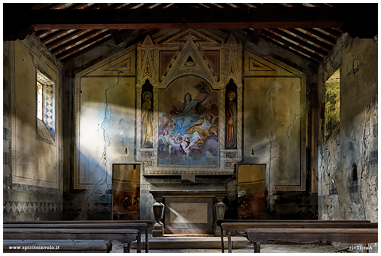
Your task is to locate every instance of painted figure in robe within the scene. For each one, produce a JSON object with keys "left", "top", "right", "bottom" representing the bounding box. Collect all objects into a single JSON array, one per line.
[
  {"left": 141, "top": 91, "right": 153, "bottom": 148},
  {"left": 226, "top": 91, "right": 237, "bottom": 149},
  {"left": 172, "top": 92, "right": 207, "bottom": 136}
]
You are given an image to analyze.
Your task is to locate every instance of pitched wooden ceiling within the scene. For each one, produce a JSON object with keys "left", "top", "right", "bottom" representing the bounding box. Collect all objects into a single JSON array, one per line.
[{"left": 3, "top": 3, "right": 377, "bottom": 65}]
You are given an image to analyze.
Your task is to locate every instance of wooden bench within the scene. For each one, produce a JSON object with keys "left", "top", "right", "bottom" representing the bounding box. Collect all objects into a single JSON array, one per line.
[
  {"left": 245, "top": 227, "right": 378, "bottom": 253},
  {"left": 3, "top": 240, "right": 113, "bottom": 253},
  {"left": 3, "top": 228, "right": 140, "bottom": 253},
  {"left": 218, "top": 220, "right": 372, "bottom": 253},
  {"left": 4, "top": 220, "right": 153, "bottom": 253}
]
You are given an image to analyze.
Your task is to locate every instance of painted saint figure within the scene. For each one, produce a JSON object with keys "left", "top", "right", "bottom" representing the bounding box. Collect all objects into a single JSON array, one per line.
[
  {"left": 226, "top": 91, "right": 237, "bottom": 149},
  {"left": 141, "top": 91, "right": 153, "bottom": 148},
  {"left": 172, "top": 92, "right": 208, "bottom": 136}
]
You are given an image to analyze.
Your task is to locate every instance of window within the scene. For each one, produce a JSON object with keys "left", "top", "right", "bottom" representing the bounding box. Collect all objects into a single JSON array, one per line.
[
  {"left": 37, "top": 81, "right": 43, "bottom": 120},
  {"left": 36, "top": 70, "right": 55, "bottom": 143},
  {"left": 324, "top": 69, "right": 340, "bottom": 141}
]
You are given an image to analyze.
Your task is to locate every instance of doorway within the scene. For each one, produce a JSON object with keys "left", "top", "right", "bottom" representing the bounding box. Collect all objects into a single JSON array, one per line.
[{"left": 112, "top": 164, "right": 140, "bottom": 220}]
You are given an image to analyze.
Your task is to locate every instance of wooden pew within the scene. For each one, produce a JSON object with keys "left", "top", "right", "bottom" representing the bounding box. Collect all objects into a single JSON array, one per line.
[
  {"left": 3, "top": 240, "right": 113, "bottom": 253},
  {"left": 245, "top": 227, "right": 378, "bottom": 253},
  {"left": 4, "top": 220, "right": 153, "bottom": 253},
  {"left": 218, "top": 220, "right": 372, "bottom": 253},
  {"left": 3, "top": 228, "right": 141, "bottom": 253}
]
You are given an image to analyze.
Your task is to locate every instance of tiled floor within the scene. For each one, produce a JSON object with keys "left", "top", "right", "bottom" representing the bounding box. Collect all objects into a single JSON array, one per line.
[{"left": 109, "top": 236, "right": 365, "bottom": 253}]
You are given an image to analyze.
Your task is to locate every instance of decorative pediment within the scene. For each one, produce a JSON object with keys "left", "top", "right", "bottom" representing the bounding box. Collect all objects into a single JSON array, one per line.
[
  {"left": 226, "top": 34, "right": 238, "bottom": 45},
  {"left": 248, "top": 57, "right": 276, "bottom": 72},
  {"left": 162, "top": 36, "right": 216, "bottom": 85},
  {"left": 141, "top": 34, "right": 154, "bottom": 46},
  {"left": 244, "top": 50, "right": 299, "bottom": 77},
  {"left": 222, "top": 34, "right": 242, "bottom": 86},
  {"left": 103, "top": 57, "right": 132, "bottom": 72},
  {"left": 138, "top": 35, "right": 157, "bottom": 85},
  {"left": 81, "top": 45, "right": 135, "bottom": 76}
]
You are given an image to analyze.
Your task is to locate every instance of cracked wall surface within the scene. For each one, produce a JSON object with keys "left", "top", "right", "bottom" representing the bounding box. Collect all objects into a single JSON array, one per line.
[
  {"left": 318, "top": 35, "right": 378, "bottom": 224},
  {"left": 3, "top": 36, "right": 63, "bottom": 221},
  {"left": 62, "top": 34, "right": 319, "bottom": 221}
]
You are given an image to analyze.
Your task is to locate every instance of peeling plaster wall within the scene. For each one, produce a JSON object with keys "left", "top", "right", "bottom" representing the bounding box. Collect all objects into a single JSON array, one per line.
[
  {"left": 62, "top": 45, "right": 136, "bottom": 220},
  {"left": 62, "top": 31, "right": 319, "bottom": 221},
  {"left": 241, "top": 42, "right": 318, "bottom": 220},
  {"left": 3, "top": 36, "right": 63, "bottom": 220},
  {"left": 318, "top": 34, "right": 378, "bottom": 223}
]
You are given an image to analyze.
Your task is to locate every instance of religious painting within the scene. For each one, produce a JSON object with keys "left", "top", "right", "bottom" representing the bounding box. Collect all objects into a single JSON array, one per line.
[
  {"left": 225, "top": 80, "right": 237, "bottom": 149},
  {"left": 141, "top": 81, "right": 153, "bottom": 148},
  {"left": 158, "top": 75, "right": 219, "bottom": 166},
  {"left": 237, "top": 164, "right": 266, "bottom": 220},
  {"left": 112, "top": 164, "right": 140, "bottom": 220}
]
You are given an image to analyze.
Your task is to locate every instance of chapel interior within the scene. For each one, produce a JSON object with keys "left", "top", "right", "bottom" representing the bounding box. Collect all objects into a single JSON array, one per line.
[{"left": 3, "top": 2, "right": 378, "bottom": 252}]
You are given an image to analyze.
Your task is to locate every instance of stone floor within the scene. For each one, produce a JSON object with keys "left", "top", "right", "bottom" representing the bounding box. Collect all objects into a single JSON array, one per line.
[{"left": 109, "top": 236, "right": 367, "bottom": 253}]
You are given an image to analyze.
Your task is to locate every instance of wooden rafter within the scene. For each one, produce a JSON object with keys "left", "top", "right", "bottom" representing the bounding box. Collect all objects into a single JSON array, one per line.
[
  {"left": 302, "top": 28, "right": 337, "bottom": 45},
  {"left": 97, "top": 3, "right": 123, "bottom": 45},
  {"left": 284, "top": 29, "right": 333, "bottom": 52},
  {"left": 319, "top": 28, "right": 342, "bottom": 38},
  {"left": 261, "top": 30, "right": 323, "bottom": 62},
  {"left": 58, "top": 34, "right": 112, "bottom": 60},
  {"left": 261, "top": 34, "right": 319, "bottom": 65},
  {"left": 267, "top": 29, "right": 328, "bottom": 56},
  {"left": 51, "top": 30, "right": 102, "bottom": 54},
  {"left": 45, "top": 30, "right": 88, "bottom": 50},
  {"left": 40, "top": 29, "right": 68, "bottom": 43},
  {"left": 56, "top": 31, "right": 111, "bottom": 59},
  {"left": 9, "top": 6, "right": 376, "bottom": 31}
]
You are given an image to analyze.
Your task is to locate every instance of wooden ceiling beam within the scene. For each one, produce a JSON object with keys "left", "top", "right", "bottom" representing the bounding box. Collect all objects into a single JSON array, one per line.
[
  {"left": 40, "top": 29, "right": 68, "bottom": 43},
  {"left": 7, "top": 6, "right": 375, "bottom": 32},
  {"left": 31, "top": 3, "right": 57, "bottom": 10},
  {"left": 261, "top": 30, "right": 323, "bottom": 62},
  {"left": 51, "top": 29, "right": 102, "bottom": 54},
  {"left": 249, "top": 29, "right": 263, "bottom": 44},
  {"left": 57, "top": 34, "right": 112, "bottom": 60},
  {"left": 285, "top": 28, "right": 333, "bottom": 52},
  {"left": 125, "top": 3, "right": 145, "bottom": 9},
  {"left": 260, "top": 34, "right": 319, "bottom": 65},
  {"left": 267, "top": 29, "right": 328, "bottom": 56},
  {"left": 56, "top": 31, "right": 111, "bottom": 59},
  {"left": 97, "top": 3, "right": 124, "bottom": 45},
  {"left": 48, "top": 3, "right": 69, "bottom": 9},
  {"left": 303, "top": 28, "right": 337, "bottom": 44},
  {"left": 45, "top": 29, "right": 88, "bottom": 50},
  {"left": 319, "top": 28, "right": 342, "bottom": 38}
]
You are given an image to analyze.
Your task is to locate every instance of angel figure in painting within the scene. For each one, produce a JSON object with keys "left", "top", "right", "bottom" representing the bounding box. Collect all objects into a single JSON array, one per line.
[
  {"left": 226, "top": 91, "right": 237, "bottom": 149},
  {"left": 141, "top": 91, "right": 153, "bottom": 148}
]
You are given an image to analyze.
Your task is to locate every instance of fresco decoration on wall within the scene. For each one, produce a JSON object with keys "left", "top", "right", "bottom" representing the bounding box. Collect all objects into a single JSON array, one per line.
[
  {"left": 225, "top": 80, "right": 237, "bottom": 149},
  {"left": 136, "top": 30, "right": 243, "bottom": 175},
  {"left": 74, "top": 45, "right": 136, "bottom": 189},
  {"left": 244, "top": 49, "right": 306, "bottom": 192},
  {"left": 141, "top": 81, "right": 154, "bottom": 148},
  {"left": 158, "top": 76, "right": 219, "bottom": 166}
]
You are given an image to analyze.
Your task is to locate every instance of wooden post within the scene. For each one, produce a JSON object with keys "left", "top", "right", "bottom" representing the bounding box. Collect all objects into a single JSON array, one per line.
[
  {"left": 227, "top": 231, "right": 232, "bottom": 253},
  {"left": 221, "top": 230, "right": 225, "bottom": 253},
  {"left": 254, "top": 242, "right": 261, "bottom": 253}
]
